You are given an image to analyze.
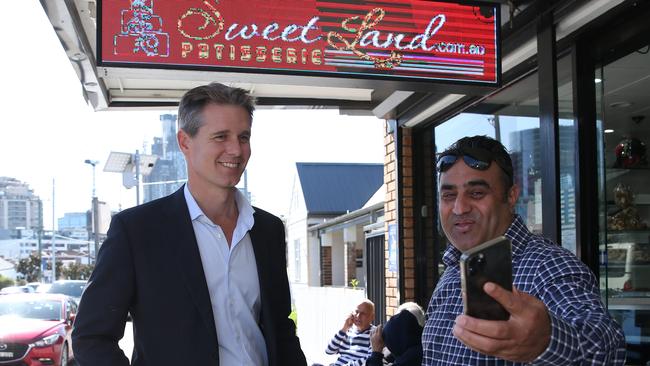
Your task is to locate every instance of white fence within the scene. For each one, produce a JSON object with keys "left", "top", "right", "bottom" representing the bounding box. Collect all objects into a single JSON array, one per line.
[{"left": 291, "top": 283, "right": 366, "bottom": 365}]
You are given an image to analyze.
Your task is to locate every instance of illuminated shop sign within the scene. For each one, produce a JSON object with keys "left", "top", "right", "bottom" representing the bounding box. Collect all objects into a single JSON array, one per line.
[{"left": 99, "top": 0, "right": 500, "bottom": 85}]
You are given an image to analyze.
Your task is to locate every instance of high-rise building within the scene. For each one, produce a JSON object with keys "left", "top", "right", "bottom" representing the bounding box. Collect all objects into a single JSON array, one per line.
[
  {"left": 58, "top": 212, "right": 90, "bottom": 241},
  {"left": 508, "top": 126, "right": 576, "bottom": 244},
  {"left": 143, "top": 114, "right": 187, "bottom": 202},
  {"left": 0, "top": 177, "right": 42, "bottom": 231}
]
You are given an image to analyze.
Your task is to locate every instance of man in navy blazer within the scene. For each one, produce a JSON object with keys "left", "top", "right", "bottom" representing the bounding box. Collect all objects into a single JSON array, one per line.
[{"left": 72, "top": 83, "right": 307, "bottom": 366}]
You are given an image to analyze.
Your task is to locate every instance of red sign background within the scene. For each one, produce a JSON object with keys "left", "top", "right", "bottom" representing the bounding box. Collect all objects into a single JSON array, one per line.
[{"left": 99, "top": 0, "right": 499, "bottom": 85}]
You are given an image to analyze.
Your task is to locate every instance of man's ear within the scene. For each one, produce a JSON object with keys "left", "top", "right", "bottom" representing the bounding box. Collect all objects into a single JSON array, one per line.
[
  {"left": 507, "top": 183, "right": 520, "bottom": 212},
  {"left": 177, "top": 129, "right": 190, "bottom": 154}
]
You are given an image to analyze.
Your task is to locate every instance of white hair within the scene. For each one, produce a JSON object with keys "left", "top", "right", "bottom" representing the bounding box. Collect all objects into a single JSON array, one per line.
[{"left": 397, "top": 301, "right": 425, "bottom": 327}]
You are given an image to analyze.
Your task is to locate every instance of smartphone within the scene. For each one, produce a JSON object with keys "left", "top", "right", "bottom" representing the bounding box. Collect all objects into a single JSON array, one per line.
[{"left": 460, "top": 236, "right": 513, "bottom": 321}]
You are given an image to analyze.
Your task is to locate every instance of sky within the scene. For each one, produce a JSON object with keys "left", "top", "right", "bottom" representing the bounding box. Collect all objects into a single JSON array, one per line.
[{"left": 0, "top": 1, "right": 385, "bottom": 229}]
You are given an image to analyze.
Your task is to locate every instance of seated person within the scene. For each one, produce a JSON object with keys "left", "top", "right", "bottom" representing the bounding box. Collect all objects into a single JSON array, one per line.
[
  {"left": 368, "top": 302, "right": 424, "bottom": 366},
  {"left": 325, "top": 299, "right": 376, "bottom": 366}
]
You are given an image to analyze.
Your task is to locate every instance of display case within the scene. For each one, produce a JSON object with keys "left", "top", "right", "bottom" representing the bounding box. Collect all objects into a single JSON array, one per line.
[
  {"left": 602, "top": 167, "right": 650, "bottom": 365},
  {"left": 596, "top": 42, "right": 650, "bottom": 364},
  {"left": 603, "top": 168, "right": 650, "bottom": 293}
]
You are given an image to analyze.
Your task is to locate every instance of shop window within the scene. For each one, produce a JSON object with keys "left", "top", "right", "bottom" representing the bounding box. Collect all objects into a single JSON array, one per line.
[
  {"left": 597, "top": 43, "right": 650, "bottom": 364},
  {"left": 435, "top": 71, "right": 542, "bottom": 238},
  {"left": 557, "top": 54, "right": 577, "bottom": 254}
]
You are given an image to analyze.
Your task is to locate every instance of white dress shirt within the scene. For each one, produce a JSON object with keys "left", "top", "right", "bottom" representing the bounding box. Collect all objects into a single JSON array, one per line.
[{"left": 184, "top": 184, "right": 268, "bottom": 366}]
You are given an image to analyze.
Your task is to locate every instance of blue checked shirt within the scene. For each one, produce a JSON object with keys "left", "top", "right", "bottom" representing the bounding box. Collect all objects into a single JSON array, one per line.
[{"left": 422, "top": 215, "right": 626, "bottom": 365}]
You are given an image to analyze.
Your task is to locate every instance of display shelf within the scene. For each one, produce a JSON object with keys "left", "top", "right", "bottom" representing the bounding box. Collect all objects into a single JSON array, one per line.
[
  {"left": 607, "top": 229, "right": 650, "bottom": 234},
  {"left": 606, "top": 167, "right": 650, "bottom": 181},
  {"left": 608, "top": 166, "right": 650, "bottom": 171},
  {"left": 607, "top": 230, "right": 650, "bottom": 243}
]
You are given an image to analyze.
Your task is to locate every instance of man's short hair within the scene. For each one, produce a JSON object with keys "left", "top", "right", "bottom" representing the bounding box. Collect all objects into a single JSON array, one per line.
[
  {"left": 437, "top": 135, "right": 514, "bottom": 194},
  {"left": 178, "top": 82, "right": 256, "bottom": 137},
  {"left": 397, "top": 301, "right": 425, "bottom": 327}
]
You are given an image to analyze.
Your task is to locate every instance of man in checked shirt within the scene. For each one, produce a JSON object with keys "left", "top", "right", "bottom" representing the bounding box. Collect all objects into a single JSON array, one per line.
[{"left": 422, "top": 135, "right": 626, "bottom": 365}]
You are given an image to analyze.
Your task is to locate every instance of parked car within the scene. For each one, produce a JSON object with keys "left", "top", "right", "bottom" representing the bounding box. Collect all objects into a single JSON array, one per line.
[
  {"left": 0, "top": 285, "right": 35, "bottom": 295},
  {"left": 46, "top": 280, "right": 87, "bottom": 304},
  {"left": 0, "top": 293, "right": 76, "bottom": 365},
  {"left": 26, "top": 282, "right": 42, "bottom": 291},
  {"left": 35, "top": 283, "right": 52, "bottom": 293}
]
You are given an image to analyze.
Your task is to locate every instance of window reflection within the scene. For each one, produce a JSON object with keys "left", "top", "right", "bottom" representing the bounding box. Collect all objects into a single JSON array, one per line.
[
  {"left": 435, "top": 70, "right": 543, "bottom": 236},
  {"left": 436, "top": 113, "right": 542, "bottom": 234},
  {"left": 558, "top": 54, "right": 578, "bottom": 254},
  {"left": 598, "top": 43, "right": 650, "bottom": 364}
]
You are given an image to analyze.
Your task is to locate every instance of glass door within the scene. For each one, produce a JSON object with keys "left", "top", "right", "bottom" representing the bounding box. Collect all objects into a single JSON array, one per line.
[{"left": 597, "top": 43, "right": 650, "bottom": 364}]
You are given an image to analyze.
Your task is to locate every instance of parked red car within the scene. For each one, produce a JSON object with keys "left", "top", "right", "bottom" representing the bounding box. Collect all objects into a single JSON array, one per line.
[{"left": 0, "top": 293, "right": 76, "bottom": 366}]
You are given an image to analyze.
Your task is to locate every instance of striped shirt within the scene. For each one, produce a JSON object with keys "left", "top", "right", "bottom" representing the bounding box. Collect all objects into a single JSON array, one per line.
[
  {"left": 422, "top": 215, "right": 627, "bottom": 365},
  {"left": 326, "top": 325, "right": 375, "bottom": 366}
]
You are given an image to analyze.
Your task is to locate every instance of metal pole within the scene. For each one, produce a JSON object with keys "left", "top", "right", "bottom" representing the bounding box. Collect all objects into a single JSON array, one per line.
[
  {"left": 91, "top": 163, "right": 96, "bottom": 198},
  {"left": 84, "top": 159, "right": 100, "bottom": 264},
  {"left": 92, "top": 196, "right": 100, "bottom": 263},
  {"left": 37, "top": 199, "right": 43, "bottom": 281},
  {"left": 87, "top": 222, "right": 92, "bottom": 265},
  {"left": 135, "top": 150, "right": 141, "bottom": 205},
  {"left": 51, "top": 178, "right": 56, "bottom": 283},
  {"left": 493, "top": 115, "right": 501, "bottom": 141},
  {"left": 91, "top": 162, "right": 99, "bottom": 263}
]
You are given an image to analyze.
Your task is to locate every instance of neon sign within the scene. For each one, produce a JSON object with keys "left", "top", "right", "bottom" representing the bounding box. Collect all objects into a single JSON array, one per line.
[{"left": 99, "top": 0, "right": 500, "bottom": 85}]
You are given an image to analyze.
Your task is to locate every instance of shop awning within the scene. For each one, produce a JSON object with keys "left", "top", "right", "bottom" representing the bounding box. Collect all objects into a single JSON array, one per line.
[{"left": 39, "top": 0, "right": 503, "bottom": 116}]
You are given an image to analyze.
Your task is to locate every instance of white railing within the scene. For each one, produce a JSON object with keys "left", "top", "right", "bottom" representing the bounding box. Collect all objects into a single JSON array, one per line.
[{"left": 291, "top": 283, "right": 366, "bottom": 365}]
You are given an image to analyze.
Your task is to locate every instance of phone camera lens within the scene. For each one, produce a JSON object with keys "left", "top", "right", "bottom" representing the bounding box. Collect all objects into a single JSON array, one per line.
[{"left": 468, "top": 254, "right": 486, "bottom": 276}]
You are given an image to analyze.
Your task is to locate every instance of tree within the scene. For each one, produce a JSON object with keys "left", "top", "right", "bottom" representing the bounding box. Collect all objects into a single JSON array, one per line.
[
  {"left": 0, "top": 274, "right": 14, "bottom": 290},
  {"left": 16, "top": 253, "right": 41, "bottom": 282},
  {"left": 61, "top": 262, "right": 94, "bottom": 280},
  {"left": 16, "top": 253, "right": 64, "bottom": 282},
  {"left": 45, "top": 259, "right": 63, "bottom": 281}
]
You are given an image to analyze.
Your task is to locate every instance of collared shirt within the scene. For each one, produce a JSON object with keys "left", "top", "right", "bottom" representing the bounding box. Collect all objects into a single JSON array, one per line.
[
  {"left": 326, "top": 325, "right": 376, "bottom": 366},
  {"left": 184, "top": 184, "right": 268, "bottom": 366},
  {"left": 422, "top": 215, "right": 627, "bottom": 365}
]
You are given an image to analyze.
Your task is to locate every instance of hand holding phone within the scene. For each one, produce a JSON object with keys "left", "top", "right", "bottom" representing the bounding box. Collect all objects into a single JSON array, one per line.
[
  {"left": 460, "top": 236, "right": 513, "bottom": 320},
  {"left": 342, "top": 313, "right": 354, "bottom": 332}
]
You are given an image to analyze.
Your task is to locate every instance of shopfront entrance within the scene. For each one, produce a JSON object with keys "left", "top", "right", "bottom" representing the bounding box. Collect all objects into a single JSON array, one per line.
[{"left": 402, "top": 2, "right": 650, "bottom": 363}]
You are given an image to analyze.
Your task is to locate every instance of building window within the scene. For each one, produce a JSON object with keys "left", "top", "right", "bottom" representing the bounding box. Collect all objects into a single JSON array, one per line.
[{"left": 293, "top": 239, "right": 301, "bottom": 282}]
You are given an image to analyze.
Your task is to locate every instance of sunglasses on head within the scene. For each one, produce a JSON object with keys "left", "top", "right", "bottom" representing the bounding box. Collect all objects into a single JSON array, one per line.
[{"left": 437, "top": 147, "right": 513, "bottom": 180}]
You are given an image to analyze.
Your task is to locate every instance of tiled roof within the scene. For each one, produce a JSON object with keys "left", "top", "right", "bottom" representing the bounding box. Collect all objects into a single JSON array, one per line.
[{"left": 296, "top": 162, "right": 383, "bottom": 215}]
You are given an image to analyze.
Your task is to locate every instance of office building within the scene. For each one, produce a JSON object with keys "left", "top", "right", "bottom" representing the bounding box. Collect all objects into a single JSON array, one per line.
[{"left": 0, "top": 177, "right": 42, "bottom": 231}]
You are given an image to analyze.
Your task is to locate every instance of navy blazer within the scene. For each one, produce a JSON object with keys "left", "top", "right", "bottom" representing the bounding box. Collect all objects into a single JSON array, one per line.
[{"left": 72, "top": 187, "right": 307, "bottom": 366}]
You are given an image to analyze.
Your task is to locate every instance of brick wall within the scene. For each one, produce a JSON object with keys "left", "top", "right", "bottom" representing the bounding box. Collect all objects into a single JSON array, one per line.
[
  {"left": 401, "top": 129, "right": 416, "bottom": 303},
  {"left": 384, "top": 124, "right": 416, "bottom": 319},
  {"left": 384, "top": 124, "right": 398, "bottom": 318},
  {"left": 321, "top": 246, "right": 332, "bottom": 286}
]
